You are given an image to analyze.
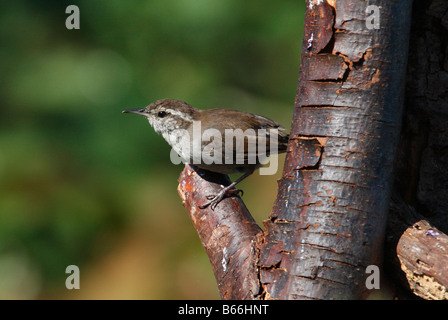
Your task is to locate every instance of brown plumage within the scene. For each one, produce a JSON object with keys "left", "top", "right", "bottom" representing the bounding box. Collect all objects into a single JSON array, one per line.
[{"left": 123, "top": 99, "right": 289, "bottom": 209}]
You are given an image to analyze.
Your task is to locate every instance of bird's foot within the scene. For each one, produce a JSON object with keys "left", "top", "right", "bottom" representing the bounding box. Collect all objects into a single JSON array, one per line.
[{"left": 199, "top": 187, "right": 244, "bottom": 210}]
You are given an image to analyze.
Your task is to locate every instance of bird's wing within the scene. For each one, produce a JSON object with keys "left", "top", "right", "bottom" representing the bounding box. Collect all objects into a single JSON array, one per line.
[{"left": 200, "top": 109, "right": 289, "bottom": 165}]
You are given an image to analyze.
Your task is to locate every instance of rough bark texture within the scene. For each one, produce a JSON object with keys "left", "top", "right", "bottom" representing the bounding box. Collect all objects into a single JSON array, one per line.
[
  {"left": 385, "top": 0, "right": 448, "bottom": 299},
  {"left": 385, "top": 194, "right": 448, "bottom": 300},
  {"left": 394, "top": 0, "right": 448, "bottom": 232},
  {"left": 397, "top": 220, "right": 448, "bottom": 300},
  {"left": 259, "top": 0, "right": 412, "bottom": 299},
  {"left": 178, "top": 165, "right": 262, "bottom": 299}
]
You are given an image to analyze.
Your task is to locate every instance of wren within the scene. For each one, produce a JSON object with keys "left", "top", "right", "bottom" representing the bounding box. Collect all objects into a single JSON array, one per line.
[{"left": 123, "top": 99, "right": 289, "bottom": 209}]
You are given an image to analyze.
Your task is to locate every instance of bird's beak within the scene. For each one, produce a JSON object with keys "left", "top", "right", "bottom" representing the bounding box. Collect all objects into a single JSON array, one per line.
[{"left": 122, "top": 108, "right": 147, "bottom": 116}]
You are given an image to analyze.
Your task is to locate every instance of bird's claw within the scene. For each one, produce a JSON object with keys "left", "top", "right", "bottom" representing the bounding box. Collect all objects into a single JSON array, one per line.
[
  {"left": 206, "top": 194, "right": 216, "bottom": 200},
  {"left": 199, "top": 188, "right": 244, "bottom": 210}
]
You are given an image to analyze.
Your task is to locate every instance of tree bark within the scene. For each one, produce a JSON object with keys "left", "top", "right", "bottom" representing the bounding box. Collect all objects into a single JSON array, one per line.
[
  {"left": 177, "top": 0, "right": 419, "bottom": 300},
  {"left": 178, "top": 165, "right": 262, "bottom": 299},
  {"left": 394, "top": 0, "right": 448, "bottom": 231},
  {"left": 385, "top": 194, "right": 448, "bottom": 300},
  {"left": 385, "top": 0, "right": 448, "bottom": 299},
  {"left": 259, "top": 0, "right": 412, "bottom": 299},
  {"left": 397, "top": 220, "right": 448, "bottom": 300}
]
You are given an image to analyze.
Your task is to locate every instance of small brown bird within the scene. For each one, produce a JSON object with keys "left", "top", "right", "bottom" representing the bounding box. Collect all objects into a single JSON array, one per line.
[{"left": 123, "top": 99, "right": 289, "bottom": 209}]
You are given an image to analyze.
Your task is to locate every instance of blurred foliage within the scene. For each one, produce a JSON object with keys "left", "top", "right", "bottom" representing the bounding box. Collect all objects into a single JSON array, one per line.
[{"left": 0, "top": 0, "right": 305, "bottom": 299}]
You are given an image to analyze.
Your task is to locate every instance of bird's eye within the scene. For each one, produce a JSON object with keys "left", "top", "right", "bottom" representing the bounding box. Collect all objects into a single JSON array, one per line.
[{"left": 158, "top": 111, "right": 167, "bottom": 118}]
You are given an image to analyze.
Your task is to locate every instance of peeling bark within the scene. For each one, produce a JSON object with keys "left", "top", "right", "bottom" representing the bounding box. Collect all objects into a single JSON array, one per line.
[
  {"left": 397, "top": 220, "right": 448, "bottom": 300},
  {"left": 259, "top": 0, "right": 413, "bottom": 299},
  {"left": 177, "top": 165, "right": 262, "bottom": 300}
]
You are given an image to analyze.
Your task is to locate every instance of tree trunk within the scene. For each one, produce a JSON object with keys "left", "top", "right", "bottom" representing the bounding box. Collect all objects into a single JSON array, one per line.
[
  {"left": 175, "top": 0, "right": 443, "bottom": 300},
  {"left": 384, "top": 0, "right": 448, "bottom": 299},
  {"left": 394, "top": 0, "right": 448, "bottom": 231},
  {"left": 258, "top": 0, "right": 412, "bottom": 299}
]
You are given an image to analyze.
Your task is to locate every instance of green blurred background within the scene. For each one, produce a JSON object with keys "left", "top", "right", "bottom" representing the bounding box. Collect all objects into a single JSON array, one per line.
[{"left": 0, "top": 0, "right": 305, "bottom": 299}]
